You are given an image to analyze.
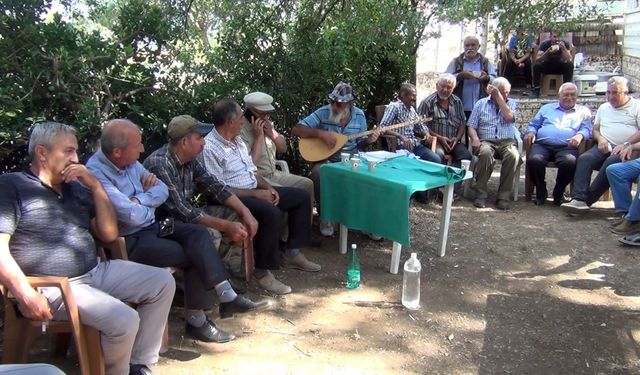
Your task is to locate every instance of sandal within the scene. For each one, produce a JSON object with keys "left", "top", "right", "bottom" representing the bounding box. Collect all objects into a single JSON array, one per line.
[{"left": 618, "top": 231, "right": 640, "bottom": 246}]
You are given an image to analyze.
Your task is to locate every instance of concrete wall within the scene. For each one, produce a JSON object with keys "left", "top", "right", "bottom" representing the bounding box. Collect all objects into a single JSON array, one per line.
[{"left": 515, "top": 96, "right": 607, "bottom": 133}]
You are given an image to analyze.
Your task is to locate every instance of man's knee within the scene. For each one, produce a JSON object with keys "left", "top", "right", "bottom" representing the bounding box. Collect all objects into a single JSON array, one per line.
[{"left": 527, "top": 154, "right": 547, "bottom": 167}]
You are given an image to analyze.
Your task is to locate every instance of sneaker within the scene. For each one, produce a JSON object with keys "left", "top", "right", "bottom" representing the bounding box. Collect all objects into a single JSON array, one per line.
[
  {"left": 256, "top": 271, "right": 292, "bottom": 295},
  {"left": 365, "top": 232, "right": 383, "bottom": 241},
  {"left": 283, "top": 253, "right": 322, "bottom": 272},
  {"left": 319, "top": 220, "right": 334, "bottom": 237},
  {"left": 561, "top": 199, "right": 589, "bottom": 215}
]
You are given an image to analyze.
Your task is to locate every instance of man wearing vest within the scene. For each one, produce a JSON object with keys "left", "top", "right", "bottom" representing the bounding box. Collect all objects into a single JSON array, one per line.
[{"left": 445, "top": 35, "right": 497, "bottom": 120}]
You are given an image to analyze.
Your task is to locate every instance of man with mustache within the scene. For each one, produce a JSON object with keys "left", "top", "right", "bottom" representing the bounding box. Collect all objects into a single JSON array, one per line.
[
  {"left": 292, "top": 82, "right": 382, "bottom": 237},
  {"left": 445, "top": 35, "right": 496, "bottom": 120}
]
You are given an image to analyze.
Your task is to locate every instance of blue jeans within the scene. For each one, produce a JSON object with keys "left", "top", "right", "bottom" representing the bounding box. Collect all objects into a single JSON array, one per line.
[
  {"left": 412, "top": 143, "right": 441, "bottom": 163},
  {"left": 572, "top": 145, "right": 621, "bottom": 205},
  {"left": 606, "top": 159, "right": 640, "bottom": 219}
]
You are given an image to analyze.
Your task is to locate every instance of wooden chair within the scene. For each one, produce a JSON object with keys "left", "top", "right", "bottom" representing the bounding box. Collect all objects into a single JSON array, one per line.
[
  {"left": 0, "top": 277, "right": 104, "bottom": 375},
  {"left": 524, "top": 139, "right": 587, "bottom": 201}
]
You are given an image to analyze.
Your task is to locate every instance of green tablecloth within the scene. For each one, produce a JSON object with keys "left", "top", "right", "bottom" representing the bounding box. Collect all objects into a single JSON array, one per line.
[{"left": 320, "top": 156, "right": 465, "bottom": 246}]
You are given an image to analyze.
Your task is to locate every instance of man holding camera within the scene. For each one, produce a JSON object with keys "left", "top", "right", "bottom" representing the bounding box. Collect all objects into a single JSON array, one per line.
[{"left": 533, "top": 31, "right": 575, "bottom": 97}]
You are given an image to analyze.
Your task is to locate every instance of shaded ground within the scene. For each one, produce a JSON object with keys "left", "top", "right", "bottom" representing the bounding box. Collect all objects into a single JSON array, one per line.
[{"left": 5, "top": 168, "right": 640, "bottom": 374}]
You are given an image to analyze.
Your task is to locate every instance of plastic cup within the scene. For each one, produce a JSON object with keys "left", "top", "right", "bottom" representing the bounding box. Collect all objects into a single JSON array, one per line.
[
  {"left": 368, "top": 160, "right": 377, "bottom": 172},
  {"left": 460, "top": 159, "right": 471, "bottom": 171},
  {"left": 341, "top": 152, "right": 350, "bottom": 164},
  {"left": 350, "top": 157, "right": 360, "bottom": 170}
]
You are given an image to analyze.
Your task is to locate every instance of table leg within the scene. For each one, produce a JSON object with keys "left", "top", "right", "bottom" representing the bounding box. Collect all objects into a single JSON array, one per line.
[
  {"left": 339, "top": 224, "right": 348, "bottom": 254},
  {"left": 437, "top": 183, "right": 454, "bottom": 257},
  {"left": 390, "top": 242, "right": 402, "bottom": 274}
]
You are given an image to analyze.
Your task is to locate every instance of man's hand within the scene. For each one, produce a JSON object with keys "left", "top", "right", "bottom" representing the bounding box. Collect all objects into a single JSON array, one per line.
[
  {"left": 251, "top": 116, "right": 265, "bottom": 138},
  {"left": 367, "top": 128, "right": 382, "bottom": 144},
  {"left": 17, "top": 288, "right": 52, "bottom": 321},
  {"left": 253, "top": 189, "right": 279, "bottom": 205},
  {"left": 224, "top": 221, "right": 248, "bottom": 243},
  {"left": 471, "top": 138, "right": 481, "bottom": 154},
  {"left": 320, "top": 131, "right": 337, "bottom": 148},
  {"left": 241, "top": 212, "right": 258, "bottom": 238},
  {"left": 597, "top": 139, "right": 611, "bottom": 154},
  {"left": 61, "top": 164, "right": 100, "bottom": 189},
  {"left": 523, "top": 132, "right": 536, "bottom": 148},
  {"left": 458, "top": 71, "right": 474, "bottom": 80},
  {"left": 487, "top": 84, "right": 501, "bottom": 99},
  {"left": 619, "top": 145, "right": 635, "bottom": 161},
  {"left": 478, "top": 71, "right": 489, "bottom": 81},
  {"left": 566, "top": 134, "right": 583, "bottom": 149},
  {"left": 401, "top": 136, "right": 414, "bottom": 150},
  {"left": 141, "top": 173, "right": 157, "bottom": 192},
  {"left": 438, "top": 136, "right": 453, "bottom": 153},
  {"left": 268, "top": 188, "right": 280, "bottom": 206}
]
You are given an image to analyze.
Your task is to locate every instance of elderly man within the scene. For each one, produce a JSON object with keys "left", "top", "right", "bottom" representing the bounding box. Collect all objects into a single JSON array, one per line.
[
  {"left": 524, "top": 83, "right": 592, "bottom": 205},
  {"left": 445, "top": 35, "right": 497, "bottom": 119},
  {"left": 417, "top": 73, "right": 472, "bottom": 170},
  {"left": 562, "top": 77, "right": 640, "bottom": 215},
  {"left": 467, "top": 77, "right": 520, "bottom": 210},
  {"left": 379, "top": 82, "right": 440, "bottom": 163},
  {"left": 291, "top": 81, "right": 381, "bottom": 237},
  {"left": 87, "top": 119, "right": 269, "bottom": 344},
  {"left": 504, "top": 29, "right": 535, "bottom": 90},
  {"left": 0, "top": 122, "right": 175, "bottom": 375},
  {"left": 240, "top": 92, "right": 314, "bottom": 203},
  {"left": 607, "top": 141, "right": 640, "bottom": 237},
  {"left": 533, "top": 31, "right": 574, "bottom": 97},
  {"left": 203, "top": 98, "right": 320, "bottom": 282}
]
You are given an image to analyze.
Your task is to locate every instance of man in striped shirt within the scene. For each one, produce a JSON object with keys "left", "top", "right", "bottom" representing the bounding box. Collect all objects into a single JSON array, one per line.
[{"left": 467, "top": 77, "right": 520, "bottom": 210}]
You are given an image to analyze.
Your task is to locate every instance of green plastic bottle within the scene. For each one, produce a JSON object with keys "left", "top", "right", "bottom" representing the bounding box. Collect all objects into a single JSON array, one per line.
[{"left": 346, "top": 243, "right": 361, "bottom": 289}]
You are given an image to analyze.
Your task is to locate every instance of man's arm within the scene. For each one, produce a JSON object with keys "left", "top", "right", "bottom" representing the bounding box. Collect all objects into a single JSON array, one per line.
[
  {"left": 0, "top": 234, "right": 52, "bottom": 321},
  {"left": 230, "top": 174, "right": 279, "bottom": 205},
  {"left": 291, "top": 124, "right": 336, "bottom": 149},
  {"left": 195, "top": 194, "right": 258, "bottom": 241},
  {"left": 487, "top": 84, "right": 514, "bottom": 122}
]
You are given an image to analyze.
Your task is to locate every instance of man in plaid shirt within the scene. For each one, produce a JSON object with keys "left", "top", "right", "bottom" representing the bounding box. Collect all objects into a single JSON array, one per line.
[{"left": 379, "top": 83, "right": 440, "bottom": 163}]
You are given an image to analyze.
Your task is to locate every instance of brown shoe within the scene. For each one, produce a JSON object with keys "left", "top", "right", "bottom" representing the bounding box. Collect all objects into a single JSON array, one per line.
[
  {"left": 609, "top": 214, "right": 627, "bottom": 229},
  {"left": 610, "top": 219, "right": 640, "bottom": 235}
]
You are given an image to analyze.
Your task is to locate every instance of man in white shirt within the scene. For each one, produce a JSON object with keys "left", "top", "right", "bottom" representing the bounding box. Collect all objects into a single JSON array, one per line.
[{"left": 562, "top": 76, "right": 640, "bottom": 215}]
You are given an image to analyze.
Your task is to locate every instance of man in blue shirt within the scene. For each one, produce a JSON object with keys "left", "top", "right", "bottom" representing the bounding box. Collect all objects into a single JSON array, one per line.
[
  {"left": 87, "top": 119, "right": 270, "bottom": 344},
  {"left": 505, "top": 30, "right": 535, "bottom": 90},
  {"left": 445, "top": 36, "right": 497, "bottom": 119},
  {"left": 292, "top": 82, "right": 381, "bottom": 237},
  {"left": 524, "top": 83, "right": 592, "bottom": 205},
  {"left": 467, "top": 77, "right": 520, "bottom": 210}
]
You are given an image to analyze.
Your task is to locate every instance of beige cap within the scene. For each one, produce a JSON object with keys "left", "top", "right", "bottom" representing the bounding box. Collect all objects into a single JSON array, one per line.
[
  {"left": 167, "top": 115, "right": 213, "bottom": 141},
  {"left": 243, "top": 92, "right": 275, "bottom": 112}
]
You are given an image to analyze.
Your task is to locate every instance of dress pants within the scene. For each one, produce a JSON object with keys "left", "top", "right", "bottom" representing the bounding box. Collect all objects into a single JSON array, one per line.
[
  {"left": 43, "top": 260, "right": 175, "bottom": 375},
  {"left": 527, "top": 143, "right": 578, "bottom": 201},
  {"left": 572, "top": 145, "right": 621, "bottom": 205},
  {"left": 240, "top": 186, "right": 311, "bottom": 269},
  {"left": 473, "top": 139, "right": 520, "bottom": 200},
  {"left": 606, "top": 159, "right": 640, "bottom": 217},
  {"left": 124, "top": 222, "right": 229, "bottom": 310}
]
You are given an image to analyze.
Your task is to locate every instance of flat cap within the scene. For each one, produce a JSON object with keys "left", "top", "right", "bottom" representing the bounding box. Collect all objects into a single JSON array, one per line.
[
  {"left": 243, "top": 92, "right": 275, "bottom": 112},
  {"left": 167, "top": 115, "right": 213, "bottom": 141}
]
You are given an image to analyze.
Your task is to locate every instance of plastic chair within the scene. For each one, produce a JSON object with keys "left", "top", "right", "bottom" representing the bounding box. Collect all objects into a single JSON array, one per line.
[{"left": 0, "top": 277, "right": 104, "bottom": 375}]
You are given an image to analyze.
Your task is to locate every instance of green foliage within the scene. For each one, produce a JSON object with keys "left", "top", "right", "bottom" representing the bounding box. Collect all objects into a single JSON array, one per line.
[{"left": 0, "top": 0, "right": 429, "bottom": 173}]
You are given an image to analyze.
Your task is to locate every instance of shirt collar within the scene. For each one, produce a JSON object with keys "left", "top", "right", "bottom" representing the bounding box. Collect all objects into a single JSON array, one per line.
[
  {"left": 554, "top": 102, "right": 576, "bottom": 112},
  {"left": 94, "top": 149, "right": 123, "bottom": 174},
  {"left": 210, "top": 127, "right": 237, "bottom": 147}
]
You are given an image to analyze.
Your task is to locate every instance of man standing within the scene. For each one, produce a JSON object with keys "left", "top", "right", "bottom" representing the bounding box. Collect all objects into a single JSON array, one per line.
[
  {"left": 417, "top": 73, "right": 472, "bottom": 169},
  {"left": 524, "top": 83, "right": 592, "bottom": 205},
  {"left": 203, "top": 98, "right": 320, "bottom": 282},
  {"left": 533, "top": 31, "right": 574, "bottom": 96},
  {"left": 379, "top": 82, "right": 439, "bottom": 163},
  {"left": 0, "top": 122, "right": 175, "bottom": 375},
  {"left": 467, "top": 77, "right": 520, "bottom": 210},
  {"left": 291, "top": 81, "right": 381, "bottom": 237},
  {"left": 445, "top": 36, "right": 497, "bottom": 119},
  {"left": 240, "top": 92, "right": 314, "bottom": 203},
  {"left": 562, "top": 77, "right": 640, "bottom": 215},
  {"left": 88, "top": 119, "right": 269, "bottom": 344}
]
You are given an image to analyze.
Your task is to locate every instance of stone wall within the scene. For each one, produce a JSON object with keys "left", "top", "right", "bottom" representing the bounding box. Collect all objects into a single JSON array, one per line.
[
  {"left": 515, "top": 96, "right": 607, "bottom": 133},
  {"left": 623, "top": 55, "right": 640, "bottom": 92}
]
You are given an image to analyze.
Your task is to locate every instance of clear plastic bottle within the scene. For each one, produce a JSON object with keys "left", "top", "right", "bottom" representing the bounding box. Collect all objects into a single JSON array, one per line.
[
  {"left": 402, "top": 253, "right": 421, "bottom": 309},
  {"left": 346, "top": 244, "right": 361, "bottom": 289}
]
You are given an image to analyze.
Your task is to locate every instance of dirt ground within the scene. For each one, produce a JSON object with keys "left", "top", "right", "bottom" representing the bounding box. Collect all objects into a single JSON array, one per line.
[{"left": 8, "top": 168, "right": 640, "bottom": 374}]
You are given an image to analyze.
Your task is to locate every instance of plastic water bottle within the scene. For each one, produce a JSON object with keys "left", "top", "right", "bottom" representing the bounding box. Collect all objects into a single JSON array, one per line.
[
  {"left": 402, "top": 253, "right": 421, "bottom": 309},
  {"left": 346, "top": 244, "right": 361, "bottom": 289}
]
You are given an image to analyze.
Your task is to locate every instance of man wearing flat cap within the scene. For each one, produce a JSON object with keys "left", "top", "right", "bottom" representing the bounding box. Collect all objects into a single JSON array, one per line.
[
  {"left": 240, "top": 92, "right": 314, "bottom": 204},
  {"left": 292, "top": 82, "right": 381, "bottom": 237}
]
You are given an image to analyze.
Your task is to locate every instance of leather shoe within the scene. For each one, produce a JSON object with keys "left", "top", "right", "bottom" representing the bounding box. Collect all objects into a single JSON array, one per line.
[
  {"left": 219, "top": 295, "right": 271, "bottom": 319},
  {"left": 496, "top": 199, "right": 510, "bottom": 210},
  {"left": 185, "top": 319, "right": 235, "bottom": 343},
  {"left": 473, "top": 198, "right": 486, "bottom": 208},
  {"left": 130, "top": 364, "right": 153, "bottom": 375}
]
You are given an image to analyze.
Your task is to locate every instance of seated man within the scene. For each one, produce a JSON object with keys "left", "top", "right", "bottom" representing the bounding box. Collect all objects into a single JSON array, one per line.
[
  {"left": 533, "top": 31, "right": 574, "bottom": 96},
  {"left": 0, "top": 122, "right": 175, "bottom": 375},
  {"left": 240, "top": 92, "right": 314, "bottom": 204},
  {"left": 607, "top": 144, "right": 640, "bottom": 236},
  {"left": 291, "top": 81, "right": 381, "bottom": 237},
  {"left": 143, "top": 115, "right": 293, "bottom": 296},
  {"left": 504, "top": 29, "right": 535, "bottom": 90},
  {"left": 417, "top": 73, "right": 472, "bottom": 170},
  {"left": 87, "top": 119, "right": 269, "bottom": 344},
  {"left": 379, "top": 82, "right": 440, "bottom": 163},
  {"left": 562, "top": 77, "right": 640, "bottom": 215},
  {"left": 203, "top": 98, "right": 320, "bottom": 279},
  {"left": 467, "top": 77, "right": 520, "bottom": 210},
  {"left": 524, "top": 83, "right": 592, "bottom": 205}
]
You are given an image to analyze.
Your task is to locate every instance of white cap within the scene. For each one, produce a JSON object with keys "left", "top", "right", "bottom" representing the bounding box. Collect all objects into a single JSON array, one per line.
[{"left": 243, "top": 92, "right": 275, "bottom": 112}]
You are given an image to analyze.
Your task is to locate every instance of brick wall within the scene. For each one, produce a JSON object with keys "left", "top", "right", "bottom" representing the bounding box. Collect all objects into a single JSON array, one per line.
[{"left": 515, "top": 96, "right": 607, "bottom": 133}]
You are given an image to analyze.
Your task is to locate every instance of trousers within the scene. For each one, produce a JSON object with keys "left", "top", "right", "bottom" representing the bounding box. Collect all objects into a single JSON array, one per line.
[
  {"left": 606, "top": 159, "right": 640, "bottom": 218},
  {"left": 526, "top": 143, "right": 578, "bottom": 201},
  {"left": 43, "top": 260, "right": 175, "bottom": 375},
  {"left": 571, "top": 145, "right": 621, "bottom": 205},
  {"left": 124, "top": 222, "right": 229, "bottom": 310},
  {"left": 473, "top": 139, "right": 520, "bottom": 200}
]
